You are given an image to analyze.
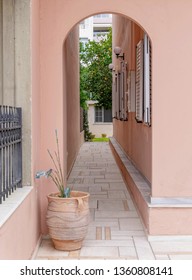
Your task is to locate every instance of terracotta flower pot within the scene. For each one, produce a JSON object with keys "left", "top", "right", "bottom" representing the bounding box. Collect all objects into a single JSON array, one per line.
[{"left": 46, "top": 190, "right": 90, "bottom": 251}]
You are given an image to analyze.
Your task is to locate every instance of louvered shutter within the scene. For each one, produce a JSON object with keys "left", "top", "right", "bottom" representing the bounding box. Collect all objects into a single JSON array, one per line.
[
  {"left": 113, "top": 72, "right": 120, "bottom": 119},
  {"left": 119, "top": 66, "right": 124, "bottom": 120},
  {"left": 116, "top": 73, "right": 120, "bottom": 119},
  {"left": 123, "top": 62, "right": 128, "bottom": 120},
  {"left": 128, "top": 70, "right": 136, "bottom": 112},
  {"left": 112, "top": 73, "right": 116, "bottom": 118},
  {"left": 135, "top": 40, "right": 144, "bottom": 122},
  {"left": 143, "top": 34, "right": 151, "bottom": 125},
  {"left": 119, "top": 61, "right": 127, "bottom": 120}
]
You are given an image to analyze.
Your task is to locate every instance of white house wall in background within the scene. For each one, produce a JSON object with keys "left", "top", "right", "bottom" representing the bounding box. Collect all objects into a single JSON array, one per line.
[{"left": 86, "top": 100, "right": 113, "bottom": 137}]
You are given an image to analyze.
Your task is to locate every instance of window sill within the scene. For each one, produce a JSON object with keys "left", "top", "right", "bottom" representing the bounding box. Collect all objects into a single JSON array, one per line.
[{"left": 0, "top": 186, "right": 33, "bottom": 228}]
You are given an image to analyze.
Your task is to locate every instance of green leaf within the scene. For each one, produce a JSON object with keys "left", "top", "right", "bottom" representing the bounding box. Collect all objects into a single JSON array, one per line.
[{"left": 80, "top": 28, "right": 112, "bottom": 109}]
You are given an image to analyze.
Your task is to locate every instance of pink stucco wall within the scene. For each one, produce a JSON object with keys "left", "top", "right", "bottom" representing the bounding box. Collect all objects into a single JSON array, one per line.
[
  {"left": 0, "top": 190, "right": 40, "bottom": 260},
  {"left": 149, "top": 208, "right": 192, "bottom": 235},
  {"left": 112, "top": 16, "right": 151, "bottom": 182},
  {"left": 64, "top": 26, "right": 83, "bottom": 175},
  {"left": 35, "top": 0, "right": 192, "bottom": 235}
]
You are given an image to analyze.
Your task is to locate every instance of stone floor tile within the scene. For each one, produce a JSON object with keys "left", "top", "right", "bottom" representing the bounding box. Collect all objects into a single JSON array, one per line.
[
  {"left": 133, "top": 237, "right": 155, "bottom": 260},
  {"left": 119, "top": 218, "right": 144, "bottom": 231},
  {"left": 70, "top": 186, "right": 89, "bottom": 193},
  {"left": 119, "top": 246, "right": 138, "bottom": 259},
  {"left": 108, "top": 190, "right": 127, "bottom": 199},
  {"left": 83, "top": 178, "right": 95, "bottom": 184},
  {"left": 96, "top": 227, "right": 102, "bottom": 240},
  {"left": 89, "top": 184, "right": 109, "bottom": 190},
  {"left": 90, "top": 194, "right": 108, "bottom": 199},
  {"left": 80, "top": 246, "right": 119, "bottom": 257},
  {"left": 88, "top": 187, "right": 102, "bottom": 193},
  {"left": 94, "top": 218, "right": 119, "bottom": 222},
  {"left": 95, "top": 210, "right": 138, "bottom": 219},
  {"left": 150, "top": 241, "right": 192, "bottom": 254},
  {"left": 101, "top": 185, "right": 110, "bottom": 191},
  {"left": 89, "top": 220, "right": 119, "bottom": 229},
  {"left": 85, "top": 175, "right": 105, "bottom": 179},
  {"left": 85, "top": 227, "right": 97, "bottom": 240},
  {"left": 123, "top": 200, "right": 129, "bottom": 211},
  {"left": 105, "top": 227, "right": 111, "bottom": 240},
  {"left": 126, "top": 200, "right": 137, "bottom": 211},
  {"left": 69, "top": 171, "right": 81, "bottom": 177},
  {"left": 90, "top": 170, "right": 105, "bottom": 174},
  {"left": 155, "top": 254, "right": 170, "bottom": 260},
  {"left": 72, "top": 166, "right": 88, "bottom": 171},
  {"left": 109, "top": 182, "right": 127, "bottom": 189},
  {"left": 111, "top": 230, "right": 145, "bottom": 239},
  {"left": 105, "top": 173, "right": 123, "bottom": 179},
  {"left": 68, "top": 250, "right": 80, "bottom": 258},
  {"left": 124, "top": 190, "right": 132, "bottom": 199},
  {"left": 83, "top": 239, "right": 134, "bottom": 247},
  {"left": 89, "top": 198, "right": 98, "bottom": 209},
  {"left": 36, "top": 239, "right": 69, "bottom": 257},
  {"left": 95, "top": 178, "right": 124, "bottom": 183},
  {"left": 98, "top": 199, "right": 125, "bottom": 211},
  {"left": 89, "top": 208, "right": 95, "bottom": 222},
  {"left": 105, "top": 170, "right": 121, "bottom": 175},
  {"left": 169, "top": 254, "right": 192, "bottom": 260}
]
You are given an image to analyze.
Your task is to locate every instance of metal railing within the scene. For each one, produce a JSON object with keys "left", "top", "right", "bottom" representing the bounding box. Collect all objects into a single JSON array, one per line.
[{"left": 0, "top": 106, "right": 22, "bottom": 204}]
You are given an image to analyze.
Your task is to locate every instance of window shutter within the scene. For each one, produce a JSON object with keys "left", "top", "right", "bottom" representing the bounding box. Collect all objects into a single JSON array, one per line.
[
  {"left": 128, "top": 70, "right": 136, "bottom": 113},
  {"left": 122, "top": 62, "right": 128, "bottom": 120},
  {"left": 116, "top": 73, "right": 120, "bottom": 119},
  {"left": 135, "top": 39, "right": 144, "bottom": 122},
  {"left": 104, "top": 108, "right": 112, "bottom": 122},
  {"left": 112, "top": 73, "right": 116, "bottom": 118},
  {"left": 143, "top": 34, "right": 151, "bottom": 125},
  {"left": 119, "top": 68, "right": 124, "bottom": 120}
]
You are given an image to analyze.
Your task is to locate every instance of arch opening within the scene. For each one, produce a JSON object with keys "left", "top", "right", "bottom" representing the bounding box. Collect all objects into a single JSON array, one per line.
[
  {"left": 63, "top": 12, "right": 152, "bottom": 180},
  {"left": 39, "top": 1, "right": 154, "bottom": 234}
]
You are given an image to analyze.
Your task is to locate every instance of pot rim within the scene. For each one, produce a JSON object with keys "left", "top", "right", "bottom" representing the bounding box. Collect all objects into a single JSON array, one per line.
[{"left": 47, "top": 190, "right": 90, "bottom": 200}]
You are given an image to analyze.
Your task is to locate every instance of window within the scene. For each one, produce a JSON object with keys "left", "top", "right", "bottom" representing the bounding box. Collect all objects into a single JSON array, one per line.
[
  {"left": 95, "top": 106, "right": 103, "bottom": 122},
  {"left": 135, "top": 34, "right": 151, "bottom": 125},
  {"left": 95, "top": 107, "right": 112, "bottom": 123},
  {"left": 112, "top": 61, "right": 128, "bottom": 121}
]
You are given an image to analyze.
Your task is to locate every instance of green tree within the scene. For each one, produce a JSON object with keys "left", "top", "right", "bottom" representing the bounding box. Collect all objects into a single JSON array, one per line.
[{"left": 80, "top": 29, "right": 112, "bottom": 109}]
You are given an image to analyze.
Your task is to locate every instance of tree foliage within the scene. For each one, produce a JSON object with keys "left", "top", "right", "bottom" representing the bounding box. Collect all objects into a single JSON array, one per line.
[{"left": 80, "top": 29, "right": 112, "bottom": 109}]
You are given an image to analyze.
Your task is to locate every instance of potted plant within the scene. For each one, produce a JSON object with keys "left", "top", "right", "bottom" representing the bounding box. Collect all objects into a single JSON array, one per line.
[{"left": 36, "top": 130, "right": 90, "bottom": 251}]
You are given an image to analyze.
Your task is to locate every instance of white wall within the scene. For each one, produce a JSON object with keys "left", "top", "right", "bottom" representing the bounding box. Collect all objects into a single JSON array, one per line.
[{"left": 87, "top": 102, "right": 113, "bottom": 138}]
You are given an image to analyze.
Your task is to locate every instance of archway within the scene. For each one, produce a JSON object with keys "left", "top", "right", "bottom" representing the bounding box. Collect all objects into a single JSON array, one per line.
[
  {"left": 63, "top": 11, "right": 152, "bottom": 234},
  {"left": 38, "top": 0, "right": 155, "bottom": 234}
]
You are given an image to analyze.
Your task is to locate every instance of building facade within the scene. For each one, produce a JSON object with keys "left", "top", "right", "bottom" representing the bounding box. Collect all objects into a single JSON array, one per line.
[
  {"left": 86, "top": 100, "right": 113, "bottom": 138},
  {"left": 79, "top": 14, "right": 112, "bottom": 44}
]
